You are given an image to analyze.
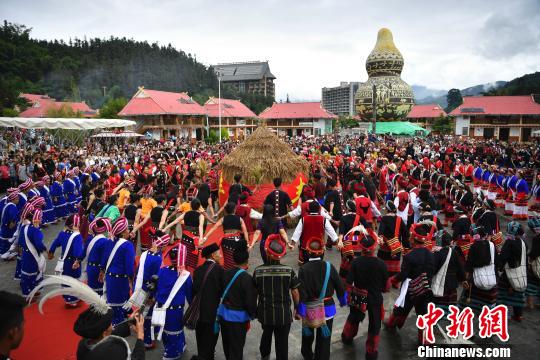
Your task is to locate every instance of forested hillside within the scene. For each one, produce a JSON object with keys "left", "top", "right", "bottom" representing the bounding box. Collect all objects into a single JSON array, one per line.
[{"left": 0, "top": 21, "right": 274, "bottom": 115}]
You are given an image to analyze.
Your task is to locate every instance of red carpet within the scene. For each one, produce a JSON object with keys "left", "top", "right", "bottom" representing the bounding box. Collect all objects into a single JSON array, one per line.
[{"left": 12, "top": 297, "right": 88, "bottom": 360}]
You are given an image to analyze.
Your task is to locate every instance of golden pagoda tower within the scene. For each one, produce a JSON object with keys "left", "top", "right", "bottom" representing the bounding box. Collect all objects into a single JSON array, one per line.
[{"left": 355, "top": 28, "right": 414, "bottom": 121}]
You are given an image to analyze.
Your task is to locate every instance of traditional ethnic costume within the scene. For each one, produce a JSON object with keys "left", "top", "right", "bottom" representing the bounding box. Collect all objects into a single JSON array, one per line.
[
  {"left": 341, "top": 230, "right": 389, "bottom": 360},
  {"left": 101, "top": 217, "right": 136, "bottom": 325},
  {"left": 180, "top": 210, "right": 202, "bottom": 272},
  {"left": 220, "top": 214, "right": 246, "bottom": 271},
  {"left": 85, "top": 217, "right": 112, "bottom": 295},
  {"left": 459, "top": 226, "right": 498, "bottom": 315},
  {"left": 377, "top": 201, "right": 409, "bottom": 275},
  {"left": 298, "top": 237, "right": 346, "bottom": 360},
  {"left": 513, "top": 176, "right": 529, "bottom": 221},
  {"left": 18, "top": 205, "right": 46, "bottom": 296},
  {"left": 49, "top": 215, "right": 84, "bottom": 307},
  {"left": 496, "top": 222, "right": 527, "bottom": 321},
  {"left": 51, "top": 173, "right": 68, "bottom": 219},
  {"left": 0, "top": 191, "right": 19, "bottom": 255},
  {"left": 385, "top": 222, "right": 435, "bottom": 345},
  {"left": 153, "top": 243, "right": 192, "bottom": 359}
]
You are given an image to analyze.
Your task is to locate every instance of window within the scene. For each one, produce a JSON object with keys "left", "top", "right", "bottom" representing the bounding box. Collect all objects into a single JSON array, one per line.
[
  {"left": 238, "top": 82, "right": 245, "bottom": 93},
  {"left": 462, "top": 127, "right": 469, "bottom": 136}
]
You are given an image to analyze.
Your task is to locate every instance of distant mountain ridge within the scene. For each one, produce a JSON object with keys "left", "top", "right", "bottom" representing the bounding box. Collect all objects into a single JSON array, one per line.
[{"left": 413, "top": 81, "right": 508, "bottom": 108}]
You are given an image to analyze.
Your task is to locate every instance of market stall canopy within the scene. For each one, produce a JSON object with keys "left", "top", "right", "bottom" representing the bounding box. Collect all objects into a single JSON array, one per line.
[
  {"left": 0, "top": 117, "right": 136, "bottom": 130},
  {"left": 92, "top": 130, "right": 144, "bottom": 138},
  {"left": 369, "top": 121, "right": 429, "bottom": 136}
]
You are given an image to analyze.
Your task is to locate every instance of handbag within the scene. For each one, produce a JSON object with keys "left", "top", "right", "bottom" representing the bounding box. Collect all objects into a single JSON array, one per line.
[
  {"left": 431, "top": 248, "right": 452, "bottom": 297},
  {"left": 214, "top": 269, "right": 246, "bottom": 334},
  {"left": 530, "top": 256, "right": 540, "bottom": 280},
  {"left": 302, "top": 262, "right": 331, "bottom": 336},
  {"left": 473, "top": 241, "right": 497, "bottom": 290},
  {"left": 184, "top": 262, "right": 216, "bottom": 330},
  {"left": 504, "top": 239, "right": 527, "bottom": 292}
]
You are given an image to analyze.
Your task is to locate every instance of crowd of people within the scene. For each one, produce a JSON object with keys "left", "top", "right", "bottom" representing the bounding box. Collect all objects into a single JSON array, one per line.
[{"left": 0, "top": 128, "right": 540, "bottom": 360}]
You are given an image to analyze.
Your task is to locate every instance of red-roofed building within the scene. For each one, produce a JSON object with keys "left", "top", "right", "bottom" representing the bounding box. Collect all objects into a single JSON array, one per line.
[
  {"left": 450, "top": 95, "right": 540, "bottom": 142},
  {"left": 119, "top": 87, "right": 207, "bottom": 140},
  {"left": 18, "top": 93, "right": 97, "bottom": 118},
  {"left": 259, "top": 102, "right": 337, "bottom": 136},
  {"left": 203, "top": 98, "right": 257, "bottom": 140},
  {"left": 406, "top": 104, "right": 447, "bottom": 131}
]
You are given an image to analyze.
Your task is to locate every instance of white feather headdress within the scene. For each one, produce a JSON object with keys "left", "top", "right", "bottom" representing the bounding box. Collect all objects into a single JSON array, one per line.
[{"left": 27, "top": 275, "right": 110, "bottom": 315}]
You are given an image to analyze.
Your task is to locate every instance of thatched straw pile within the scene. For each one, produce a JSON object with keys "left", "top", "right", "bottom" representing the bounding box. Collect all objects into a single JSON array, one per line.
[{"left": 220, "top": 125, "right": 309, "bottom": 184}]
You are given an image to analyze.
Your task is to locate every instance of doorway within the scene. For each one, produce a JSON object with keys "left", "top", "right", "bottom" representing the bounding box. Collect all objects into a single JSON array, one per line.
[
  {"left": 522, "top": 128, "right": 531, "bottom": 142},
  {"left": 484, "top": 128, "right": 494, "bottom": 139},
  {"left": 499, "top": 128, "right": 509, "bottom": 141}
]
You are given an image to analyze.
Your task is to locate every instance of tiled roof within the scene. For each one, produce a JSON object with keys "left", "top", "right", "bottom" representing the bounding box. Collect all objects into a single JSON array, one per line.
[
  {"left": 449, "top": 95, "right": 540, "bottom": 116},
  {"left": 118, "top": 88, "right": 206, "bottom": 116},
  {"left": 407, "top": 104, "right": 447, "bottom": 118},
  {"left": 259, "top": 102, "right": 338, "bottom": 119},
  {"left": 213, "top": 61, "right": 276, "bottom": 82},
  {"left": 19, "top": 97, "right": 96, "bottom": 118},
  {"left": 19, "top": 93, "right": 52, "bottom": 104},
  {"left": 204, "top": 98, "right": 257, "bottom": 118}
]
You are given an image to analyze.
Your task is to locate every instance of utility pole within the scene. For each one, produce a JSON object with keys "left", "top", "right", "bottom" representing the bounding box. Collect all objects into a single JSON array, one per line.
[
  {"left": 217, "top": 68, "right": 223, "bottom": 142},
  {"left": 372, "top": 83, "right": 377, "bottom": 135}
]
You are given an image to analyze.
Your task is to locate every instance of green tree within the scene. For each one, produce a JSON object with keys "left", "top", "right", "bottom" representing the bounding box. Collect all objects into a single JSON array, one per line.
[
  {"left": 445, "top": 88, "right": 463, "bottom": 113},
  {"left": 99, "top": 97, "right": 127, "bottom": 118},
  {"left": 46, "top": 104, "right": 83, "bottom": 118},
  {"left": 432, "top": 115, "right": 453, "bottom": 134}
]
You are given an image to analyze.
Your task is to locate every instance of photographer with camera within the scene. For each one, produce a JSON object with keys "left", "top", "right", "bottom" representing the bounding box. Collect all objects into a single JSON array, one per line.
[{"left": 27, "top": 275, "right": 148, "bottom": 360}]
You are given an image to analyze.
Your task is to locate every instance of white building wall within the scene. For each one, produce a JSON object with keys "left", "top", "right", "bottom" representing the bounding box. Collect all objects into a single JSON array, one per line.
[
  {"left": 455, "top": 116, "right": 470, "bottom": 136},
  {"left": 510, "top": 127, "right": 520, "bottom": 137}
]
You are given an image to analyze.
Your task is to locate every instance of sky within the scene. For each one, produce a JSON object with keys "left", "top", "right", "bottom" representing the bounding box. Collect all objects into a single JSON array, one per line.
[{"left": 2, "top": 0, "right": 540, "bottom": 102}]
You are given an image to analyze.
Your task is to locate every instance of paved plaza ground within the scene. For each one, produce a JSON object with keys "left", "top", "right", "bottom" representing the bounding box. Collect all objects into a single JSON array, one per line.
[{"left": 1, "top": 210, "right": 539, "bottom": 360}]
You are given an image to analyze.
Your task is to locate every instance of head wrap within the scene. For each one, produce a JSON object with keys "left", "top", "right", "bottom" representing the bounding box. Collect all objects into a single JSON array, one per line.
[
  {"left": 7, "top": 187, "right": 18, "bottom": 194},
  {"left": 18, "top": 178, "right": 33, "bottom": 191},
  {"left": 34, "top": 181, "right": 44, "bottom": 188},
  {"left": 29, "top": 196, "right": 45, "bottom": 209},
  {"left": 74, "top": 307, "right": 114, "bottom": 339},
  {"left": 239, "top": 191, "right": 250, "bottom": 204},
  {"left": 32, "top": 209, "right": 43, "bottom": 224},
  {"left": 264, "top": 234, "right": 287, "bottom": 259},
  {"left": 20, "top": 203, "right": 35, "bottom": 221},
  {"left": 89, "top": 217, "right": 112, "bottom": 235},
  {"left": 506, "top": 221, "right": 524, "bottom": 237},
  {"left": 305, "top": 237, "right": 325, "bottom": 256},
  {"left": 153, "top": 233, "right": 171, "bottom": 248},
  {"left": 164, "top": 243, "right": 187, "bottom": 270},
  {"left": 124, "top": 178, "right": 136, "bottom": 187},
  {"left": 111, "top": 217, "right": 129, "bottom": 236},
  {"left": 65, "top": 214, "right": 80, "bottom": 229},
  {"left": 358, "top": 233, "right": 378, "bottom": 253},
  {"left": 7, "top": 190, "right": 19, "bottom": 202},
  {"left": 55, "top": 172, "right": 63, "bottom": 181},
  {"left": 42, "top": 175, "right": 50, "bottom": 183}
]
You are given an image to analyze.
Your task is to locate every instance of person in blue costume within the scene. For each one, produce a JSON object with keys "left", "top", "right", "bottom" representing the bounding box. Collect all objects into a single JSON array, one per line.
[
  {"left": 48, "top": 214, "right": 85, "bottom": 308},
  {"left": 154, "top": 242, "right": 193, "bottom": 360},
  {"left": 63, "top": 170, "right": 79, "bottom": 215},
  {"left": 100, "top": 216, "right": 135, "bottom": 325},
  {"left": 16, "top": 178, "right": 32, "bottom": 212},
  {"left": 72, "top": 167, "right": 83, "bottom": 203},
  {"left": 126, "top": 231, "right": 168, "bottom": 349},
  {"left": 84, "top": 217, "right": 112, "bottom": 295},
  {"left": 0, "top": 190, "right": 20, "bottom": 256},
  {"left": 51, "top": 172, "right": 68, "bottom": 219},
  {"left": 37, "top": 176, "right": 57, "bottom": 225},
  {"left": 18, "top": 204, "right": 47, "bottom": 296}
]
